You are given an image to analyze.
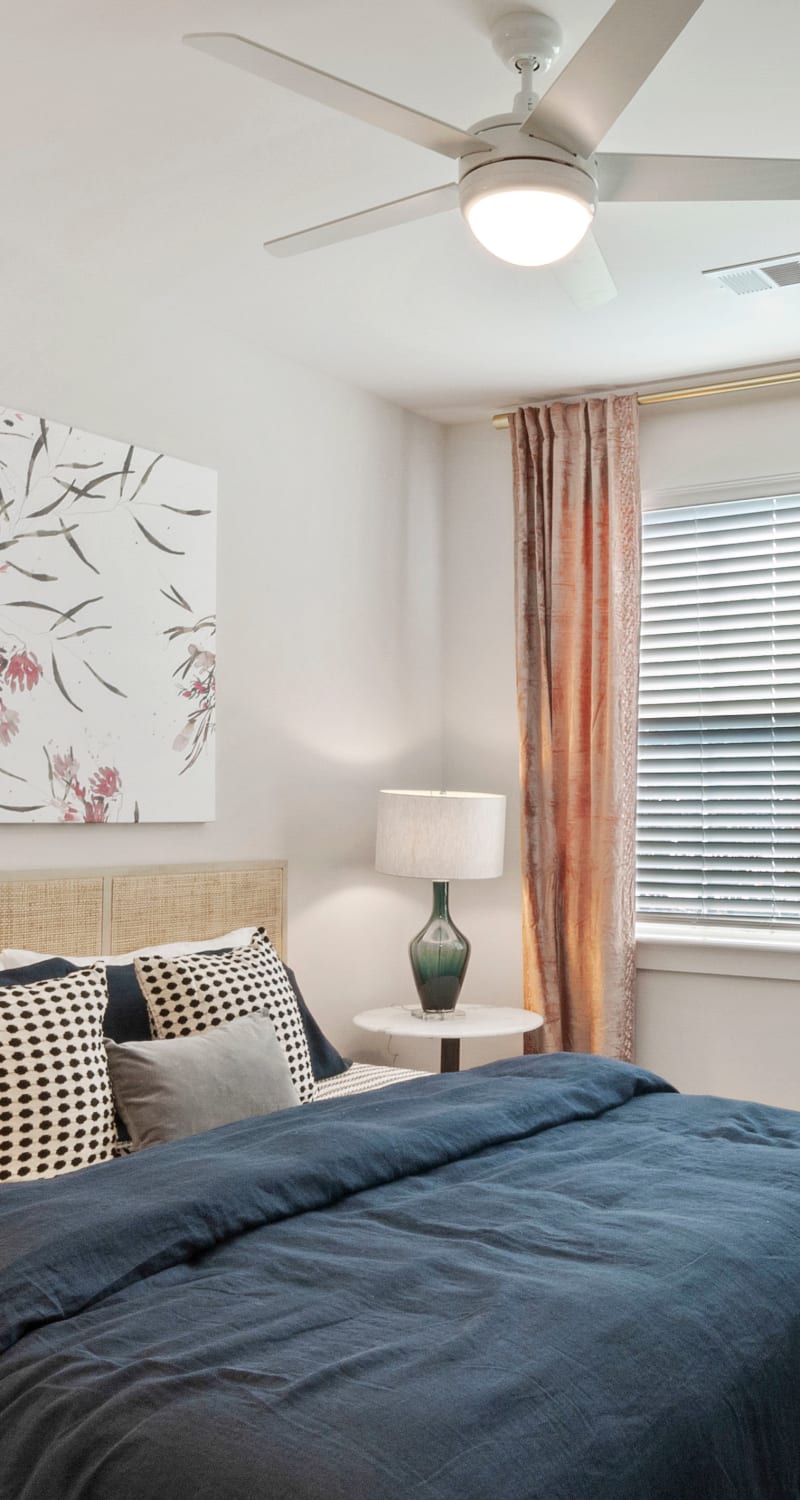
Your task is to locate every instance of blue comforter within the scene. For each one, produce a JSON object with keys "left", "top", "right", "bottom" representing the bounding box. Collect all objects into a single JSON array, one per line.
[{"left": 2, "top": 1053, "right": 800, "bottom": 1499}]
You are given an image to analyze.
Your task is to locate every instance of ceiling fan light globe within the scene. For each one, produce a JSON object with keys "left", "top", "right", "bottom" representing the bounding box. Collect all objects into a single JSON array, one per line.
[
  {"left": 459, "top": 157, "right": 596, "bottom": 267},
  {"left": 466, "top": 188, "right": 593, "bottom": 265}
]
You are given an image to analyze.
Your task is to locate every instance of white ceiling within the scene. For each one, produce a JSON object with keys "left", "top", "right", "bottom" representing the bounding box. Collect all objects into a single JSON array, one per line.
[{"left": 2, "top": 0, "right": 800, "bottom": 421}]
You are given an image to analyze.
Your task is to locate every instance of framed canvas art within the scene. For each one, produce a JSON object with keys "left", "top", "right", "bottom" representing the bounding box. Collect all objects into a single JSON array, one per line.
[{"left": 0, "top": 406, "right": 216, "bottom": 823}]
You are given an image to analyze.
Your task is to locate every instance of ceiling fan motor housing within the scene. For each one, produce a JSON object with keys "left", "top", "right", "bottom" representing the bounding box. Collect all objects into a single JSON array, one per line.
[
  {"left": 458, "top": 120, "right": 599, "bottom": 260},
  {"left": 459, "top": 117, "right": 597, "bottom": 182}
]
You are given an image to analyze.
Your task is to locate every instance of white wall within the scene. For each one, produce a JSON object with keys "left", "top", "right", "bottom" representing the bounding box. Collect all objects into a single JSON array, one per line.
[
  {"left": 439, "top": 421, "right": 523, "bottom": 1072},
  {"left": 441, "top": 387, "right": 800, "bottom": 1106},
  {"left": 0, "top": 292, "right": 445, "bottom": 1064},
  {"left": 639, "top": 382, "right": 800, "bottom": 495}
]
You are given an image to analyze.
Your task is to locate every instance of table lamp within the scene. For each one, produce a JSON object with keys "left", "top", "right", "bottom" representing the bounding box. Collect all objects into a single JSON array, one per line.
[{"left": 375, "top": 789, "right": 506, "bottom": 1015}]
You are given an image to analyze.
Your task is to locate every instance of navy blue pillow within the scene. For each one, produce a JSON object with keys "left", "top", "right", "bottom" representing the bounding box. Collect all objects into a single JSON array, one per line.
[
  {"left": 102, "top": 964, "right": 153, "bottom": 1044},
  {"left": 282, "top": 964, "right": 350, "bottom": 1081},
  {"left": 0, "top": 957, "right": 75, "bottom": 989}
]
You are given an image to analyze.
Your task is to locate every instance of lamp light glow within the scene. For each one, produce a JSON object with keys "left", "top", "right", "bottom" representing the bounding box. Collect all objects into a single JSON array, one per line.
[{"left": 459, "top": 156, "right": 596, "bottom": 267}]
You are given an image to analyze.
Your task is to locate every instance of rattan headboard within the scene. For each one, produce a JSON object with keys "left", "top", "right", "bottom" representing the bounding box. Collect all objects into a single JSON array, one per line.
[{"left": 0, "top": 862, "right": 287, "bottom": 958}]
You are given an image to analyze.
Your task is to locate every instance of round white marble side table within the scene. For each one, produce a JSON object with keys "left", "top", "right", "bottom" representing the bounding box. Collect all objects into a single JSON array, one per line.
[{"left": 353, "top": 1003, "right": 544, "bottom": 1073}]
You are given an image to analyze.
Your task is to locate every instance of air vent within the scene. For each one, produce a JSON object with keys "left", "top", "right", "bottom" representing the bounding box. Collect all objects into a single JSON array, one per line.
[
  {"left": 763, "top": 259, "right": 800, "bottom": 288},
  {"left": 703, "top": 252, "right": 800, "bottom": 296}
]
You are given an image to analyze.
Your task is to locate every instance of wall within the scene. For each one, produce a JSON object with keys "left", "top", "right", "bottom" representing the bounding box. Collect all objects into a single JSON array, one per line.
[
  {"left": 439, "top": 421, "right": 524, "bottom": 1072},
  {"left": 1, "top": 294, "right": 445, "bottom": 1063},
  {"left": 441, "top": 386, "right": 800, "bottom": 1106}
]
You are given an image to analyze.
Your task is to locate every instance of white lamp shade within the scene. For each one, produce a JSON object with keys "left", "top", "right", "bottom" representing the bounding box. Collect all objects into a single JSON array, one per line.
[{"left": 375, "top": 790, "right": 506, "bottom": 881}]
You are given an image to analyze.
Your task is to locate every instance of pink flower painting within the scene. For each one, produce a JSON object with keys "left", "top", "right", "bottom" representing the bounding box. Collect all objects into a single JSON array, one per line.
[
  {"left": 91, "top": 765, "right": 122, "bottom": 799},
  {"left": 52, "top": 750, "right": 78, "bottom": 783},
  {"left": 0, "top": 647, "right": 41, "bottom": 783},
  {"left": 0, "top": 703, "right": 20, "bottom": 747},
  {"left": 0, "top": 644, "right": 41, "bottom": 747},
  {"left": 49, "top": 749, "right": 125, "bottom": 824},
  {"left": 4, "top": 650, "right": 42, "bottom": 693},
  {"left": 164, "top": 600, "right": 216, "bottom": 775},
  {"left": 0, "top": 404, "right": 215, "bottom": 821}
]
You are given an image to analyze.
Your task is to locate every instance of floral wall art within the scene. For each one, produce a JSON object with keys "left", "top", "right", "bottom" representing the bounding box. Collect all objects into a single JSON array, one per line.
[{"left": 0, "top": 406, "right": 216, "bottom": 823}]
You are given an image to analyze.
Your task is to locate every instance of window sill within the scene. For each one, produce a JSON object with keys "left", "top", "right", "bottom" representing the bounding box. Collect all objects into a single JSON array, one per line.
[{"left": 636, "top": 921, "right": 800, "bottom": 982}]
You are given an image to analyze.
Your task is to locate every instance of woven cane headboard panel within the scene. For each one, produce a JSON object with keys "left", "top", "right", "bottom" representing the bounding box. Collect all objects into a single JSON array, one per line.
[
  {"left": 0, "top": 862, "right": 286, "bottom": 958},
  {"left": 0, "top": 876, "right": 104, "bottom": 957}
]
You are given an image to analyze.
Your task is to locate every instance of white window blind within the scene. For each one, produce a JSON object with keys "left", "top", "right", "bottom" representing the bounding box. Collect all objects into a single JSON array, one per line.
[{"left": 637, "top": 490, "right": 800, "bottom": 925}]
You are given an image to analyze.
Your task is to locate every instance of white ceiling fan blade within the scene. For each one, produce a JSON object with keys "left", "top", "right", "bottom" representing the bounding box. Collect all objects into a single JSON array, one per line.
[
  {"left": 520, "top": 0, "right": 703, "bottom": 158},
  {"left": 598, "top": 153, "right": 800, "bottom": 201},
  {"left": 184, "top": 33, "right": 486, "bottom": 161},
  {"left": 264, "top": 183, "right": 458, "bottom": 257},
  {"left": 554, "top": 231, "right": 618, "bottom": 309}
]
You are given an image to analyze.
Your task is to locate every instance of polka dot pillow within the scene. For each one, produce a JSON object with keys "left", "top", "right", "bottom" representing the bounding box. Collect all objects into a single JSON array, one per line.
[
  {"left": 134, "top": 929, "right": 315, "bottom": 1104},
  {"left": 0, "top": 965, "right": 116, "bottom": 1184}
]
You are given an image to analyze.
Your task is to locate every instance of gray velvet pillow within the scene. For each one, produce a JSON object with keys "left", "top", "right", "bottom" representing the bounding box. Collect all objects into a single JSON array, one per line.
[{"left": 104, "top": 1009, "right": 299, "bottom": 1150}]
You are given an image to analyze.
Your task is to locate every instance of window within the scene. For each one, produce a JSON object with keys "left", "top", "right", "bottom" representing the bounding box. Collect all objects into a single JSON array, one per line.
[{"left": 637, "top": 490, "right": 800, "bottom": 925}]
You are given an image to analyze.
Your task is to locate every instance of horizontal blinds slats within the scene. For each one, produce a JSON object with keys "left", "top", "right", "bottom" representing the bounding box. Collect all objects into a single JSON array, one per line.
[
  {"left": 644, "top": 520, "right": 800, "bottom": 546},
  {"left": 643, "top": 641, "right": 800, "bottom": 660},
  {"left": 645, "top": 494, "right": 800, "bottom": 528},
  {"left": 644, "top": 522, "right": 800, "bottom": 558},
  {"left": 643, "top": 580, "right": 800, "bottom": 608},
  {"left": 643, "top": 602, "right": 800, "bottom": 624},
  {"left": 643, "top": 673, "right": 800, "bottom": 686},
  {"left": 639, "top": 699, "right": 792, "bottom": 717},
  {"left": 644, "top": 555, "right": 800, "bottom": 580},
  {"left": 637, "top": 491, "right": 800, "bottom": 925}
]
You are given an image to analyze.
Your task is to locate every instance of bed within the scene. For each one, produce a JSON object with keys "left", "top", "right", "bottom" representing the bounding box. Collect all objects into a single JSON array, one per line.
[{"left": 2, "top": 864, "right": 800, "bottom": 1499}]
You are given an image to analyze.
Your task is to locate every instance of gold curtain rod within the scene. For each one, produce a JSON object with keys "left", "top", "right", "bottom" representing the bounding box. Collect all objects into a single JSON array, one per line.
[{"left": 491, "top": 369, "right": 800, "bottom": 429}]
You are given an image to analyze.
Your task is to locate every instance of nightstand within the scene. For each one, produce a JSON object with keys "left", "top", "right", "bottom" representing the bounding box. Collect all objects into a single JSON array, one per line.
[{"left": 353, "top": 1003, "right": 544, "bottom": 1073}]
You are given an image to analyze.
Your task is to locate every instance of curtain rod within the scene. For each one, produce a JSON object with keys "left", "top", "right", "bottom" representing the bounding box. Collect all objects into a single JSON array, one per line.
[{"left": 491, "top": 369, "right": 800, "bottom": 429}]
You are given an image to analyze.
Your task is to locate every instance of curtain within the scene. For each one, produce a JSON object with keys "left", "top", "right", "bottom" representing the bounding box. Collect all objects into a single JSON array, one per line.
[{"left": 510, "top": 396, "right": 641, "bottom": 1060}]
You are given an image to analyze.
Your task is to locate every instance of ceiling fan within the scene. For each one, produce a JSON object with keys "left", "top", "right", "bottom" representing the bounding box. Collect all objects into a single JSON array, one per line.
[{"left": 184, "top": 0, "right": 800, "bottom": 309}]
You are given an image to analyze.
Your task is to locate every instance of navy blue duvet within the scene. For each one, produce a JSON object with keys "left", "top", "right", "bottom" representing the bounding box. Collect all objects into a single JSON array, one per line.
[{"left": 2, "top": 1053, "right": 800, "bottom": 1500}]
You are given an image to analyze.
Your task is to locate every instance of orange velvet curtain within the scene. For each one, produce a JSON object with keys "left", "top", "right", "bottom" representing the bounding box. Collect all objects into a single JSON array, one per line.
[{"left": 510, "top": 397, "right": 641, "bottom": 1060}]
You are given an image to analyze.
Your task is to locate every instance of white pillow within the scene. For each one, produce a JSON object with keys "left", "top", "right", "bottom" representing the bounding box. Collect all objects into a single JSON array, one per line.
[{"left": 0, "top": 926, "right": 257, "bottom": 971}]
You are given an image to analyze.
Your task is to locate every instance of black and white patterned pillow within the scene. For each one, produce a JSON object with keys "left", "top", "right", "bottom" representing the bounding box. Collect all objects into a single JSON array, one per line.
[
  {"left": 134, "top": 929, "right": 315, "bottom": 1103},
  {"left": 0, "top": 965, "right": 116, "bottom": 1183}
]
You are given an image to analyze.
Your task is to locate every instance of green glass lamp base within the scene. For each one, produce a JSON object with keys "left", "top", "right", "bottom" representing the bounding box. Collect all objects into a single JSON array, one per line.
[{"left": 409, "top": 881, "right": 470, "bottom": 1014}]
